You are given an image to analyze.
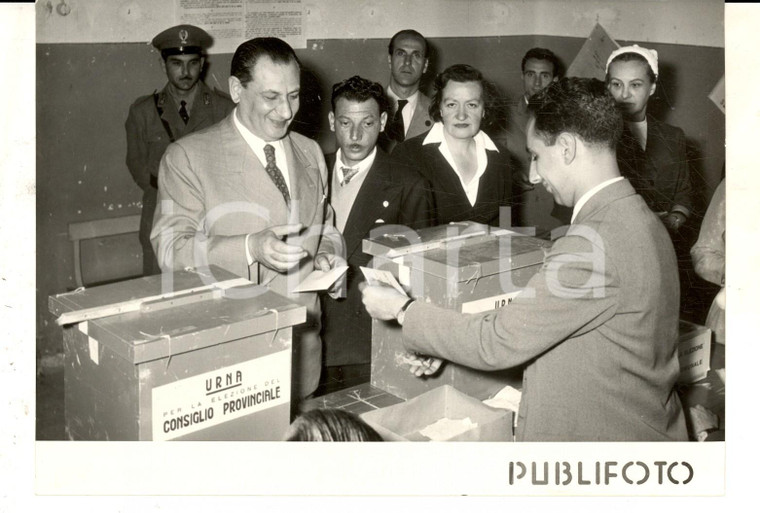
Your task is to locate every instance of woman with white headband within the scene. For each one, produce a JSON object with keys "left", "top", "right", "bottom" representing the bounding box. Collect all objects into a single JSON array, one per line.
[{"left": 605, "top": 45, "right": 694, "bottom": 235}]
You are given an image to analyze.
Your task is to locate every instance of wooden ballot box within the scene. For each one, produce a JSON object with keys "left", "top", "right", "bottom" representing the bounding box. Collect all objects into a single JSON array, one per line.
[
  {"left": 48, "top": 266, "right": 305, "bottom": 441},
  {"left": 363, "top": 223, "right": 550, "bottom": 401}
]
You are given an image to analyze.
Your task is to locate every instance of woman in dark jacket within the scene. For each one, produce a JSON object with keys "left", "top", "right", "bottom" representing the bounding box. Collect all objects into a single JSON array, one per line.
[{"left": 393, "top": 64, "right": 511, "bottom": 227}]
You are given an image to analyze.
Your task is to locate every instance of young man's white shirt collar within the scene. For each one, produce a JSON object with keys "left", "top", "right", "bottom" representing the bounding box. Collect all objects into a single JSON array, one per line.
[
  {"left": 423, "top": 121, "right": 498, "bottom": 206},
  {"left": 571, "top": 176, "right": 625, "bottom": 223},
  {"left": 232, "top": 107, "right": 291, "bottom": 191},
  {"left": 334, "top": 147, "right": 377, "bottom": 185},
  {"left": 386, "top": 86, "right": 419, "bottom": 136}
]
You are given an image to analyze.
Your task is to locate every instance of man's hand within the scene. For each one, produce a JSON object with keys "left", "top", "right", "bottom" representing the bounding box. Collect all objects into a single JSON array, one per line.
[
  {"left": 360, "top": 283, "right": 409, "bottom": 321},
  {"left": 406, "top": 353, "right": 444, "bottom": 377},
  {"left": 248, "top": 223, "right": 308, "bottom": 273},
  {"left": 314, "top": 252, "right": 346, "bottom": 272},
  {"left": 315, "top": 252, "right": 348, "bottom": 298}
]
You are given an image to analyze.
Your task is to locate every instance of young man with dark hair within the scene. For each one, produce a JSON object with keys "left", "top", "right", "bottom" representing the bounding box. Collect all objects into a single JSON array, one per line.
[
  {"left": 125, "top": 24, "right": 234, "bottom": 275},
  {"left": 379, "top": 29, "right": 433, "bottom": 153},
  {"left": 362, "top": 78, "right": 688, "bottom": 442},
  {"left": 507, "top": 47, "right": 573, "bottom": 229},
  {"left": 320, "top": 75, "right": 432, "bottom": 391}
]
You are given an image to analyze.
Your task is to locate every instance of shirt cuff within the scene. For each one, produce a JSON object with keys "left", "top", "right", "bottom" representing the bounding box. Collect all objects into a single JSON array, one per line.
[
  {"left": 670, "top": 205, "right": 690, "bottom": 218},
  {"left": 245, "top": 233, "right": 254, "bottom": 266}
]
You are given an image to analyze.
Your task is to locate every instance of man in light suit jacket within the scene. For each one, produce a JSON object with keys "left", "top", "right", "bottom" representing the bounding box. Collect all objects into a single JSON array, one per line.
[
  {"left": 320, "top": 76, "right": 433, "bottom": 391},
  {"left": 151, "top": 37, "right": 345, "bottom": 406},
  {"left": 362, "top": 78, "right": 688, "bottom": 441},
  {"left": 378, "top": 29, "right": 434, "bottom": 154}
]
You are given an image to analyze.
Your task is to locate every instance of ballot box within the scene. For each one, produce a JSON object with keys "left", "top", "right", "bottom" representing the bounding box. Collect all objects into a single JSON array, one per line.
[
  {"left": 48, "top": 266, "right": 305, "bottom": 441},
  {"left": 363, "top": 223, "right": 550, "bottom": 401}
]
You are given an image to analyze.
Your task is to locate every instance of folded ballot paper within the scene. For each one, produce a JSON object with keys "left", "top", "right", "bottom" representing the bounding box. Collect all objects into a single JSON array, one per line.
[
  {"left": 483, "top": 385, "right": 522, "bottom": 413},
  {"left": 359, "top": 266, "right": 406, "bottom": 294},
  {"left": 419, "top": 417, "right": 478, "bottom": 441},
  {"left": 292, "top": 266, "right": 348, "bottom": 293}
]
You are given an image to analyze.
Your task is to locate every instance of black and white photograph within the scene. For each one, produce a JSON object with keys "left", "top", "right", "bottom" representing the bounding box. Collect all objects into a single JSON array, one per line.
[{"left": 1, "top": 0, "right": 756, "bottom": 506}]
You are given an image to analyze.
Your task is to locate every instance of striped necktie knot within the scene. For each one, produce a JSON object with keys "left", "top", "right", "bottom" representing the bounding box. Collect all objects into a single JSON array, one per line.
[{"left": 341, "top": 166, "right": 359, "bottom": 185}]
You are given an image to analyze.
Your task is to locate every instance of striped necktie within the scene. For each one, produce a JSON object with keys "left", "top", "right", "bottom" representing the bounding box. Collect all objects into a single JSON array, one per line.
[{"left": 263, "top": 144, "right": 291, "bottom": 207}]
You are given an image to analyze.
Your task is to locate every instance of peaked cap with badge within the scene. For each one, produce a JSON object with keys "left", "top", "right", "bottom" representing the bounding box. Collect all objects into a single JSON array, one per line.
[{"left": 152, "top": 24, "right": 214, "bottom": 58}]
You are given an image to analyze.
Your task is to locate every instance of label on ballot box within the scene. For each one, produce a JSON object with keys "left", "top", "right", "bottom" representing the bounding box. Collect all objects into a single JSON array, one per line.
[
  {"left": 152, "top": 351, "right": 289, "bottom": 441},
  {"left": 677, "top": 320, "right": 712, "bottom": 384},
  {"left": 364, "top": 223, "right": 550, "bottom": 401},
  {"left": 49, "top": 266, "right": 305, "bottom": 441}
]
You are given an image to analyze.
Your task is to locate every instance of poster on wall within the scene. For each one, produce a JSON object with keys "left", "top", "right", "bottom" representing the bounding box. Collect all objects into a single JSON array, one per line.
[
  {"left": 566, "top": 23, "right": 620, "bottom": 80},
  {"left": 176, "top": 0, "right": 306, "bottom": 53},
  {"left": 709, "top": 74, "right": 726, "bottom": 114}
]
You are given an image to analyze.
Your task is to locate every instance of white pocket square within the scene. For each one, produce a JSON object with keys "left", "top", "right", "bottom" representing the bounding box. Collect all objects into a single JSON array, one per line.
[{"left": 375, "top": 219, "right": 385, "bottom": 224}]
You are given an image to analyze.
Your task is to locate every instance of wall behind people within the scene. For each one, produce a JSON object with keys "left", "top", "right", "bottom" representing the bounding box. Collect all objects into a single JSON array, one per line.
[{"left": 36, "top": 2, "right": 725, "bottom": 358}]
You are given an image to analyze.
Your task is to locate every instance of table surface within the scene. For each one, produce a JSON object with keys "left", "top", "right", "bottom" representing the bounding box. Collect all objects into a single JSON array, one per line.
[
  {"left": 306, "top": 342, "right": 726, "bottom": 441},
  {"left": 303, "top": 382, "right": 405, "bottom": 416}
]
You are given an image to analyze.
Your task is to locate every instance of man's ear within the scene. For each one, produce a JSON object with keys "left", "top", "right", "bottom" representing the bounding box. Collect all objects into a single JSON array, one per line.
[
  {"left": 388, "top": 54, "right": 392, "bottom": 71},
  {"left": 228, "top": 76, "right": 242, "bottom": 103},
  {"left": 557, "top": 132, "right": 577, "bottom": 164},
  {"left": 648, "top": 82, "right": 657, "bottom": 98},
  {"left": 423, "top": 58, "right": 429, "bottom": 74},
  {"left": 380, "top": 111, "right": 388, "bottom": 132},
  {"left": 552, "top": 75, "right": 559, "bottom": 83},
  {"left": 328, "top": 112, "right": 336, "bottom": 132},
  {"left": 160, "top": 58, "right": 167, "bottom": 74}
]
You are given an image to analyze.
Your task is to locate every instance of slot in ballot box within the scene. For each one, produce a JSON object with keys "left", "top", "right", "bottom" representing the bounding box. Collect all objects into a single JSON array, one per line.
[
  {"left": 363, "top": 223, "right": 551, "bottom": 401},
  {"left": 48, "top": 266, "right": 305, "bottom": 441}
]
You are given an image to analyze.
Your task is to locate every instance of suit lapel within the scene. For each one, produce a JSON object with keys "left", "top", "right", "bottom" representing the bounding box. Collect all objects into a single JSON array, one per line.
[
  {"left": 407, "top": 93, "right": 432, "bottom": 139},
  {"left": 283, "top": 134, "right": 319, "bottom": 225},
  {"left": 422, "top": 143, "right": 470, "bottom": 201},
  {"left": 573, "top": 179, "right": 636, "bottom": 224},
  {"left": 219, "top": 115, "right": 290, "bottom": 221},
  {"left": 342, "top": 152, "right": 403, "bottom": 259}
]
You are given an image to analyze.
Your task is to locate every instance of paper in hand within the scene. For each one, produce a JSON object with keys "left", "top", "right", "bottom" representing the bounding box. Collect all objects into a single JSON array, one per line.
[
  {"left": 292, "top": 266, "right": 348, "bottom": 293},
  {"left": 360, "top": 266, "right": 406, "bottom": 294}
]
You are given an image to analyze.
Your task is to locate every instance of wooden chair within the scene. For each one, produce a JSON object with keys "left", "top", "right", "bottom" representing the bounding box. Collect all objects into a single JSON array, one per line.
[{"left": 68, "top": 214, "right": 143, "bottom": 288}]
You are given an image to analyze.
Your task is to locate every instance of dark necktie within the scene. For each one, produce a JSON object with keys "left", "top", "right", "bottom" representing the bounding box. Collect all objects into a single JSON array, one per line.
[
  {"left": 179, "top": 100, "right": 189, "bottom": 124},
  {"left": 341, "top": 166, "right": 359, "bottom": 186},
  {"left": 387, "top": 99, "right": 408, "bottom": 142},
  {"left": 263, "top": 144, "right": 291, "bottom": 207}
]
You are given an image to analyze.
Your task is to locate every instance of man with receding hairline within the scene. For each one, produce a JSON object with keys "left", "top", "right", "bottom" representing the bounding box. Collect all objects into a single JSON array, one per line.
[
  {"left": 151, "top": 37, "right": 345, "bottom": 405},
  {"left": 378, "top": 29, "right": 433, "bottom": 153}
]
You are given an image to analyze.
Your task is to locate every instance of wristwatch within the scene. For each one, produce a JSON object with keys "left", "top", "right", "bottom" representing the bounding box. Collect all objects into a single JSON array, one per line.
[{"left": 396, "top": 298, "right": 415, "bottom": 325}]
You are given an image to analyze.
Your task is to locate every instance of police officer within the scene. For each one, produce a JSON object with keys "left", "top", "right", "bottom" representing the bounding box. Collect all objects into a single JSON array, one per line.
[{"left": 125, "top": 24, "right": 235, "bottom": 275}]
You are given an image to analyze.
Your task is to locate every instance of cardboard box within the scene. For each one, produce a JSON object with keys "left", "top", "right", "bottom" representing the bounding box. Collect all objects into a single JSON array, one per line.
[
  {"left": 677, "top": 320, "right": 712, "bottom": 384},
  {"left": 365, "top": 223, "right": 549, "bottom": 400},
  {"left": 49, "top": 266, "right": 305, "bottom": 441},
  {"left": 360, "top": 385, "right": 513, "bottom": 441}
]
